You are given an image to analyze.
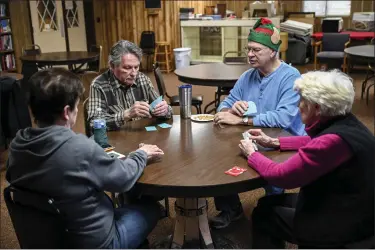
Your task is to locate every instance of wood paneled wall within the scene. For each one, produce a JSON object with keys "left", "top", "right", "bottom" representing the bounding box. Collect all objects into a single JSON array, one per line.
[
  {"left": 9, "top": 1, "right": 33, "bottom": 73},
  {"left": 9, "top": 0, "right": 370, "bottom": 71},
  {"left": 95, "top": 0, "right": 352, "bottom": 67},
  {"left": 6, "top": 0, "right": 372, "bottom": 73}
]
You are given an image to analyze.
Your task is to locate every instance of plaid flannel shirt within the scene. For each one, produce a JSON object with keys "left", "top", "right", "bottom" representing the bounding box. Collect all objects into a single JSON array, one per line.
[{"left": 88, "top": 69, "right": 172, "bottom": 130}]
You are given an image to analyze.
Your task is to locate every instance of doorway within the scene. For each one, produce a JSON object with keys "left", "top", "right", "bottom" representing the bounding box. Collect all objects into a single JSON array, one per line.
[{"left": 29, "top": 0, "right": 87, "bottom": 53}]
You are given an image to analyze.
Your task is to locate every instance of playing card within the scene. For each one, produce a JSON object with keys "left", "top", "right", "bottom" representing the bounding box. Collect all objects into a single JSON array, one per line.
[
  {"left": 241, "top": 132, "right": 258, "bottom": 152},
  {"left": 225, "top": 166, "right": 247, "bottom": 176},
  {"left": 107, "top": 151, "right": 126, "bottom": 159},
  {"left": 145, "top": 126, "right": 157, "bottom": 131},
  {"left": 243, "top": 101, "right": 257, "bottom": 117},
  {"left": 242, "top": 131, "right": 250, "bottom": 140},
  {"left": 149, "top": 96, "right": 163, "bottom": 112},
  {"left": 158, "top": 123, "right": 172, "bottom": 128}
]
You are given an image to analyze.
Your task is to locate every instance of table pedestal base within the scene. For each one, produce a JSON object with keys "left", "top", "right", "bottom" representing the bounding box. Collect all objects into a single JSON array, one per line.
[{"left": 171, "top": 198, "right": 214, "bottom": 249}]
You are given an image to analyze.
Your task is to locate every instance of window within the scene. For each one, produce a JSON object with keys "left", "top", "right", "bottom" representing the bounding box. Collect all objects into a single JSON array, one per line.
[
  {"left": 303, "top": 1, "right": 351, "bottom": 17},
  {"left": 36, "top": 0, "right": 58, "bottom": 32},
  {"left": 65, "top": 0, "right": 79, "bottom": 28}
]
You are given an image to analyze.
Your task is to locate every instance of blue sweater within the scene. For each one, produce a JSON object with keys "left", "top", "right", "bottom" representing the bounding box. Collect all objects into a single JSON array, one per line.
[{"left": 218, "top": 62, "right": 305, "bottom": 136}]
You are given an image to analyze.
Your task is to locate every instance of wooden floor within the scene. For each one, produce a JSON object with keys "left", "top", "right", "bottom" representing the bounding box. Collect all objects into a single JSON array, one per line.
[{"left": 0, "top": 64, "right": 374, "bottom": 248}]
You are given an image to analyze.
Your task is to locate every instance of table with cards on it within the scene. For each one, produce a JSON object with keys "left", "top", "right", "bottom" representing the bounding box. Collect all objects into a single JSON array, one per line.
[{"left": 107, "top": 115, "right": 295, "bottom": 249}]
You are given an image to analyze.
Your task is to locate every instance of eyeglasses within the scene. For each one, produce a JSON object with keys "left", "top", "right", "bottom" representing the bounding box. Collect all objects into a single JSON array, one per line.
[{"left": 245, "top": 47, "right": 264, "bottom": 54}]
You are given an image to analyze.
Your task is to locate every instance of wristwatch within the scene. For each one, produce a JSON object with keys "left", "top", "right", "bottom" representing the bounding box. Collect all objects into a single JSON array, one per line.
[{"left": 242, "top": 116, "right": 249, "bottom": 125}]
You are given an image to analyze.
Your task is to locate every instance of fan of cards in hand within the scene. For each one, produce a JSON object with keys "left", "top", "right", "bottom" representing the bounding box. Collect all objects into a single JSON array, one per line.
[{"left": 242, "top": 131, "right": 258, "bottom": 151}]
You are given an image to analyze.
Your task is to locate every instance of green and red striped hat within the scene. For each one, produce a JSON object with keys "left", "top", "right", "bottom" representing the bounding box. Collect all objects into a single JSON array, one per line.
[{"left": 248, "top": 18, "right": 282, "bottom": 51}]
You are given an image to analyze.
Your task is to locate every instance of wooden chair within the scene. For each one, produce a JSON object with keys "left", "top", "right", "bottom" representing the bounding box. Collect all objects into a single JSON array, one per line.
[
  {"left": 75, "top": 45, "right": 103, "bottom": 74},
  {"left": 153, "top": 42, "right": 173, "bottom": 73},
  {"left": 153, "top": 63, "right": 203, "bottom": 114},
  {"left": 79, "top": 71, "right": 99, "bottom": 100},
  {"left": 83, "top": 97, "right": 92, "bottom": 137},
  {"left": 22, "top": 44, "right": 41, "bottom": 56},
  {"left": 313, "top": 33, "right": 350, "bottom": 72},
  {"left": 22, "top": 44, "right": 47, "bottom": 69},
  {"left": 204, "top": 51, "right": 247, "bottom": 114}
]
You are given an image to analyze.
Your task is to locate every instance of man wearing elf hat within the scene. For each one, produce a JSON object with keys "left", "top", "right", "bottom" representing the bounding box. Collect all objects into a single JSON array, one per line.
[{"left": 210, "top": 18, "right": 305, "bottom": 229}]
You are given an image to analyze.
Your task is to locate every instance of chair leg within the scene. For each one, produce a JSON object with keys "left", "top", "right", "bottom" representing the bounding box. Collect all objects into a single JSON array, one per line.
[
  {"left": 164, "top": 197, "right": 170, "bottom": 217},
  {"left": 216, "top": 91, "right": 222, "bottom": 109},
  {"left": 361, "top": 70, "right": 375, "bottom": 99},
  {"left": 366, "top": 82, "right": 374, "bottom": 106},
  {"left": 194, "top": 104, "right": 202, "bottom": 114},
  {"left": 204, "top": 100, "right": 216, "bottom": 114},
  {"left": 362, "top": 73, "right": 369, "bottom": 100}
]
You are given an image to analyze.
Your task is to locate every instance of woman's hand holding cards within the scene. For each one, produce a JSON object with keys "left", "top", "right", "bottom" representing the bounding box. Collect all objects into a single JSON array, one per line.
[
  {"left": 239, "top": 139, "right": 256, "bottom": 157},
  {"left": 247, "top": 129, "right": 280, "bottom": 148}
]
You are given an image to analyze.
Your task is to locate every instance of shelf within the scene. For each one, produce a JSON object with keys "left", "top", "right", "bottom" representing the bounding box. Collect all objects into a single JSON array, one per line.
[
  {"left": 0, "top": 16, "right": 9, "bottom": 20},
  {"left": 3, "top": 68, "right": 16, "bottom": 72},
  {"left": 0, "top": 32, "right": 11, "bottom": 36},
  {"left": 0, "top": 49, "right": 13, "bottom": 53}
]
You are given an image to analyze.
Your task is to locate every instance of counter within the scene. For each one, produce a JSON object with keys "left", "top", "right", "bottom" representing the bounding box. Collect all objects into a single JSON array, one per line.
[{"left": 180, "top": 18, "right": 281, "bottom": 63}]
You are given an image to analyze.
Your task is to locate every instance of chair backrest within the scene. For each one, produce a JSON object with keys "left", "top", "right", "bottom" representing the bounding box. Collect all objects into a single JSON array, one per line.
[
  {"left": 322, "top": 33, "right": 350, "bottom": 52},
  {"left": 80, "top": 71, "right": 99, "bottom": 99},
  {"left": 83, "top": 97, "right": 92, "bottom": 137},
  {"left": 87, "top": 45, "right": 103, "bottom": 72},
  {"left": 140, "top": 31, "right": 156, "bottom": 51},
  {"left": 223, "top": 51, "right": 248, "bottom": 64},
  {"left": 4, "top": 185, "right": 66, "bottom": 248},
  {"left": 22, "top": 44, "right": 41, "bottom": 56},
  {"left": 153, "top": 63, "right": 169, "bottom": 98}
]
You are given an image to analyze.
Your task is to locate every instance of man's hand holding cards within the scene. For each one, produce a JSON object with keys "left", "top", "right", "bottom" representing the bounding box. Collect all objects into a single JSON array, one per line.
[
  {"left": 149, "top": 96, "right": 163, "bottom": 112},
  {"left": 150, "top": 96, "right": 169, "bottom": 117},
  {"left": 243, "top": 101, "right": 257, "bottom": 117},
  {"left": 232, "top": 100, "right": 258, "bottom": 117}
]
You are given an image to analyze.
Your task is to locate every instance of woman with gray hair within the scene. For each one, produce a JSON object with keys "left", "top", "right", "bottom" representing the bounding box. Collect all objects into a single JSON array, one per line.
[{"left": 238, "top": 70, "right": 374, "bottom": 248}]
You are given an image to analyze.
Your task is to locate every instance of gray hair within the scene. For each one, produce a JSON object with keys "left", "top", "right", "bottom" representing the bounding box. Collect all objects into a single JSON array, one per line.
[
  {"left": 108, "top": 40, "right": 143, "bottom": 67},
  {"left": 294, "top": 69, "right": 355, "bottom": 117}
]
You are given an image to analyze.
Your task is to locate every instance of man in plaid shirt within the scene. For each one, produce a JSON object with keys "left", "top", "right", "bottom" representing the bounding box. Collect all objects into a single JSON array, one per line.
[{"left": 88, "top": 40, "right": 172, "bottom": 130}]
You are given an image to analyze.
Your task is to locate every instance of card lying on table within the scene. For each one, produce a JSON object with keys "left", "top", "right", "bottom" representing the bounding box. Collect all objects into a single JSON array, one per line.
[
  {"left": 158, "top": 123, "right": 172, "bottom": 128},
  {"left": 225, "top": 166, "right": 247, "bottom": 176},
  {"left": 149, "top": 96, "right": 163, "bottom": 112},
  {"left": 107, "top": 151, "right": 126, "bottom": 159},
  {"left": 145, "top": 126, "right": 158, "bottom": 131}
]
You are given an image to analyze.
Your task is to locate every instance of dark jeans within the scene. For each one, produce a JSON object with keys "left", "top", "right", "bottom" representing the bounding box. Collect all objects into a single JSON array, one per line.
[
  {"left": 110, "top": 200, "right": 160, "bottom": 249},
  {"left": 214, "top": 185, "right": 285, "bottom": 212}
]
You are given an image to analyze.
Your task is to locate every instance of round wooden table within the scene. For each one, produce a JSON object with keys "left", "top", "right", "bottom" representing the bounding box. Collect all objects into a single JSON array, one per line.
[
  {"left": 107, "top": 115, "right": 294, "bottom": 248},
  {"left": 174, "top": 63, "right": 251, "bottom": 88},
  {"left": 345, "top": 45, "right": 375, "bottom": 59},
  {"left": 174, "top": 63, "right": 251, "bottom": 114},
  {"left": 345, "top": 45, "right": 375, "bottom": 103},
  {"left": 20, "top": 51, "right": 99, "bottom": 72}
]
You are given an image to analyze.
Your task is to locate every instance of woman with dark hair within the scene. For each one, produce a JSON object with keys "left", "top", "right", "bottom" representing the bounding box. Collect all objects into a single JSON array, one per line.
[{"left": 6, "top": 68, "right": 164, "bottom": 248}]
